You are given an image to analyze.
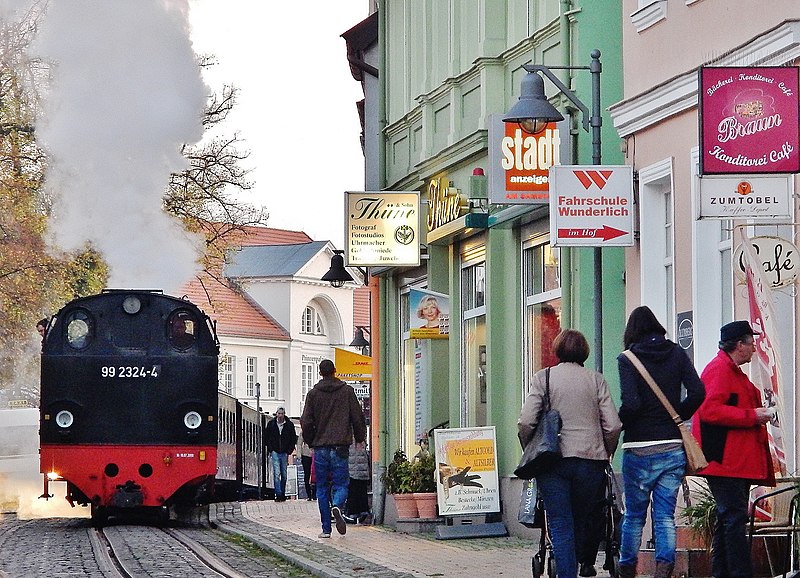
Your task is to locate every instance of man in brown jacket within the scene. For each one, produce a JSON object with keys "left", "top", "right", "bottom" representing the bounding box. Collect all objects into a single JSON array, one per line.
[{"left": 300, "top": 359, "right": 367, "bottom": 538}]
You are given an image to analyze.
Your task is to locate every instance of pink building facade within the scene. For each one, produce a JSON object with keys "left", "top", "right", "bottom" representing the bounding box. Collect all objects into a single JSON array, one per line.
[{"left": 609, "top": 3, "right": 800, "bottom": 471}]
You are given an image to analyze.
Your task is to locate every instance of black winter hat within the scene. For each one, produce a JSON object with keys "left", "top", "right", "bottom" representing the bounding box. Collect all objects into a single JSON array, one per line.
[{"left": 720, "top": 320, "right": 760, "bottom": 343}]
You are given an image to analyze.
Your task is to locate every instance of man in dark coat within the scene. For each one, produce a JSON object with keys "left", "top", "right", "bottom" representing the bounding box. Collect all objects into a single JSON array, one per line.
[
  {"left": 300, "top": 359, "right": 366, "bottom": 538},
  {"left": 693, "top": 320, "right": 775, "bottom": 578},
  {"left": 265, "top": 407, "right": 297, "bottom": 502}
]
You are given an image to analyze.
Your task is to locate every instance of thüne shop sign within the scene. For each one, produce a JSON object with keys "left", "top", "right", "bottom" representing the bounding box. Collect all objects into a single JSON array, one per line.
[
  {"left": 487, "top": 114, "right": 569, "bottom": 205},
  {"left": 426, "top": 177, "right": 469, "bottom": 231},
  {"left": 699, "top": 66, "right": 800, "bottom": 175},
  {"left": 346, "top": 192, "right": 420, "bottom": 267}
]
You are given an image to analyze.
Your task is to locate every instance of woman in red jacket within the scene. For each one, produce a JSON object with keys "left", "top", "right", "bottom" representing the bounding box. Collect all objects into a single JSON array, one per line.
[{"left": 693, "top": 320, "right": 774, "bottom": 578}]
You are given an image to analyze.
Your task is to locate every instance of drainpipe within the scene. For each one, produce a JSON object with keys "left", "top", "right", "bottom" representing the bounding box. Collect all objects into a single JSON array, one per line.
[
  {"left": 373, "top": 0, "right": 388, "bottom": 526},
  {"left": 559, "top": 0, "right": 573, "bottom": 328}
]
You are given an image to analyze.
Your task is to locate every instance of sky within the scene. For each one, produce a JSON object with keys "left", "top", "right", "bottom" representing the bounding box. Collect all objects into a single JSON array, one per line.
[{"left": 187, "top": 2, "right": 369, "bottom": 249}]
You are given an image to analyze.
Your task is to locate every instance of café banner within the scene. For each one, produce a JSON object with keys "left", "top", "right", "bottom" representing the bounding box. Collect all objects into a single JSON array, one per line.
[{"left": 699, "top": 66, "right": 800, "bottom": 175}]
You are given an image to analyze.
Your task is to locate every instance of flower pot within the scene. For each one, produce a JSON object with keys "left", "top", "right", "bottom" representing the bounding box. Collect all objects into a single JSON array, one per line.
[
  {"left": 413, "top": 492, "right": 438, "bottom": 518},
  {"left": 392, "top": 493, "right": 419, "bottom": 518}
]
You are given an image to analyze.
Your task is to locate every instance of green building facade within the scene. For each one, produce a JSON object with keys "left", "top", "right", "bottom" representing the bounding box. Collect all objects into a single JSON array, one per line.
[{"left": 372, "top": 1, "right": 626, "bottom": 531}]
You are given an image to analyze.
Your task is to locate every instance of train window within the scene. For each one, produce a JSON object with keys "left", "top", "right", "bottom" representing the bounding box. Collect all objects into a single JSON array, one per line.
[
  {"left": 168, "top": 310, "right": 196, "bottom": 349},
  {"left": 65, "top": 309, "right": 93, "bottom": 349}
]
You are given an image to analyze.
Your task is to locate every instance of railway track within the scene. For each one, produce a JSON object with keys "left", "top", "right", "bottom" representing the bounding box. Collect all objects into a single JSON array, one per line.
[{"left": 94, "top": 525, "right": 251, "bottom": 578}]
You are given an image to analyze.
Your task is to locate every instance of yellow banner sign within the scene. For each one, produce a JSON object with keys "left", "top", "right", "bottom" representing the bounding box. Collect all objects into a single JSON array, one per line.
[{"left": 334, "top": 347, "right": 372, "bottom": 380}]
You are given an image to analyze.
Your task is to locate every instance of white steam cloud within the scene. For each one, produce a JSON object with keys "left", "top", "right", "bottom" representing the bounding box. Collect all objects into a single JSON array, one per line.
[{"left": 31, "top": 0, "right": 208, "bottom": 293}]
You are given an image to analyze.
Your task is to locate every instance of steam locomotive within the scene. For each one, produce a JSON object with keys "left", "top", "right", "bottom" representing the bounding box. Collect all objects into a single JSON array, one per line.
[{"left": 39, "top": 289, "right": 263, "bottom": 525}]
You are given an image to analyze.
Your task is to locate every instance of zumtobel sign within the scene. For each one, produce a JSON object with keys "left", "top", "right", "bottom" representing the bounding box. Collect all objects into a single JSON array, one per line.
[{"left": 699, "top": 66, "right": 800, "bottom": 175}]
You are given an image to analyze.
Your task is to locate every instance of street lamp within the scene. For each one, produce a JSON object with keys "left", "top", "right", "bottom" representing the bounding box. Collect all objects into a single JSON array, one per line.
[
  {"left": 322, "top": 250, "right": 354, "bottom": 287},
  {"left": 349, "top": 326, "right": 370, "bottom": 355},
  {"left": 503, "top": 49, "right": 605, "bottom": 371},
  {"left": 255, "top": 382, "right": 262, "bottom": 500}
]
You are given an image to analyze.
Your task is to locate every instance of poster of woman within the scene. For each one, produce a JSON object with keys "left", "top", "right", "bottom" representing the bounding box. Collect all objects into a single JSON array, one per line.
[{"left": 408, "top": 288, "right": 449, "bottom": 339}]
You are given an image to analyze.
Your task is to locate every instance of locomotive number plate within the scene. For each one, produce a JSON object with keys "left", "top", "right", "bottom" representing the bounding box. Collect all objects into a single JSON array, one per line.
[{"left": 100, "top": 365, "right": 161, "bottom": 378}]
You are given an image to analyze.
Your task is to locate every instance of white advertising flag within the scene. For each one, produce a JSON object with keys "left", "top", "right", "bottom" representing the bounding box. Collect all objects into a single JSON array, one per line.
[{"left": 741, "top": 233, "right": 787, "bottom": 478}]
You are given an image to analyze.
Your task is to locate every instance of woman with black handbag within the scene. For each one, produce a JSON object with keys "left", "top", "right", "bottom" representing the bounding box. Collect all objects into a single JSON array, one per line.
[
  {"left": 518, "top": 329, "right": 622, "bottom": 578},
  {"left": 617, "top": 306, "right": 706, "bottom": 578}
]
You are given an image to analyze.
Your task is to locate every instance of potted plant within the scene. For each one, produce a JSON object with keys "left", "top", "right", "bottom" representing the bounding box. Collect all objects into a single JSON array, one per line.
[
  {"left": 681, "top": 483, "right": 716, "bottom": 551},
  {"left": 410, "top": 451, "right": 438, "bottom": 518},
  {"left": 381, "top": 449, "right": 418, "bottom": 518}
]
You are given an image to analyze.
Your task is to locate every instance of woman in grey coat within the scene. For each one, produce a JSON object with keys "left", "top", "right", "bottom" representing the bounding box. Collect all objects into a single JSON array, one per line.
[
  {"left": 344, "top": 441, "right": 371, "bottom": 523},
  {"left": 518, "top": 329, "right": 622, "bottom": 578}
]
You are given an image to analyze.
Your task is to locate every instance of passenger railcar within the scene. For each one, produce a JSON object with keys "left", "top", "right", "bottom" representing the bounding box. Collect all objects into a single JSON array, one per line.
[
  {"left": 39, "top": 290, "right": 219, "bottom": 524},
  {"left": 215, "top": 392, "right": 262, "bottom": 500}
]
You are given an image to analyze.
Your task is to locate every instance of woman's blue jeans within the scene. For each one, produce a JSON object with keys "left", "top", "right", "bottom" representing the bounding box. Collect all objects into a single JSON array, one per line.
[
  {"left": 537, "top": 457, "right": 607, "bottom": 578},
  {"left": 620, "top": 447, "right": 685, "bottom": 566}
]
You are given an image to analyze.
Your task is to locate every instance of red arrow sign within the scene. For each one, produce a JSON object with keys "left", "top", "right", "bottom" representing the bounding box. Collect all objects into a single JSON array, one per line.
[{"left": 557, "top": 225, "right": 628, "bottom": 241}]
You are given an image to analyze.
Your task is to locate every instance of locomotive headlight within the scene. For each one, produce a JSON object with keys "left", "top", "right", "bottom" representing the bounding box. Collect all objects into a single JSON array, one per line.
[
  {"left": 55, "top": 410, "right": 74, "bottom": 428},
  {"left": 122, "top": 296, "right": 141, "bottom": 314},
  {"left": 184, "top": 411, "right": 202, "bottom": 429},
  {"left": 47, "top": 471, "right": 62, "bottom": 481}
]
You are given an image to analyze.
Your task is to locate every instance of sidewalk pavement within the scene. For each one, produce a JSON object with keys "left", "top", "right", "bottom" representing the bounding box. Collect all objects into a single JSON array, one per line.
[{"left": 209, "top": 498, "right": 614, "bottom": 578}]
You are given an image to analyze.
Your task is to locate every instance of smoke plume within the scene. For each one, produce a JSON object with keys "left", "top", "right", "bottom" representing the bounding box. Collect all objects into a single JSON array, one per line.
[{"left": 31, "top": 0, "right": 208, "bottom": 293}]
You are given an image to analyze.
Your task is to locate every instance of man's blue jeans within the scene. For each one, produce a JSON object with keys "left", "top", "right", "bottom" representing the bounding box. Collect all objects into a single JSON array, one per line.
[
  {"left": 313, "top": 446, "right": 350, "bottom": 534},
  {"left": 706, "top": 476, "right": 753, "bottom": 578},
  {"left": 271, "top": 451, "right": 288, "bottom": 497},
  {"left": 537, "top": 457, "right": 607, "bottom": 578},
  {"left": 620, "top": 447, "right": 685, "bottom": 566}
]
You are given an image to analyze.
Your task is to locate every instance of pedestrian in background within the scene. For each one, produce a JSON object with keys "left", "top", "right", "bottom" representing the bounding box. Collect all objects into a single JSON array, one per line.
[
  {"left": 297, "top": 431, "right": 316, "bottom": 501},
  {"left": 518, "top": 329, "right": 622, "bottom": 578},
  {"left": 693, "top": 320, "right": 774, "bottom": 578},
  {"left": 344, "top": 440, "right": 371, "bottom": 524},
  {"left": 617, "top": 306, "right": 705, "bottom": 578},
  {"left": 265, "top": 407, "right": 297, "bottom": 502},
  {"left": 300, "top": 359, "right": 367, "bottom": 538}
]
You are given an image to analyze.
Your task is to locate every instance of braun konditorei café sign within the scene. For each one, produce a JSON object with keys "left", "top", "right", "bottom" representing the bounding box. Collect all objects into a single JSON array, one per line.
[
  {"left": 699, "top": 66, "right": 800, "bottom": 175},
  {"left": 345, "top": 192, "right": 420, "bottom": 267}
]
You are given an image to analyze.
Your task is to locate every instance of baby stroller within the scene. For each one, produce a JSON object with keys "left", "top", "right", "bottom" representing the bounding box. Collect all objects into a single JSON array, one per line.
[{"left": 530, "top": 464, "right": 623, "bottom": 578}]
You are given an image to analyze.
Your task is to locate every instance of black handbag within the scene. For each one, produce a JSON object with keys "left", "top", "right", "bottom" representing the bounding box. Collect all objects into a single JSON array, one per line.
[{"left": 515, "top": 368, "right": 562, "bottom": 479}]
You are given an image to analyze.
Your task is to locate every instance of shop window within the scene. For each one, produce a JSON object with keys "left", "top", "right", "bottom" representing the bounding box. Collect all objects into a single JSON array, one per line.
[
  {"left": 523, "top": 242, "right": 562, "bottom": 391},
  {"left": 266, "top": 358, "right": 278, "bottom": 399},
  {"left": 301, "top": 363, "right": 314, "bottom": 405},
  {"left": 461, "top": 260, "right": 487, "bottom": 427},
  {"left": 691, "top": 148, "right": 733, "bottom": 367},
  {"left": 219, "top": 354, "right": 235, "bottom": 395},
  {"left": 639, "top": 158, "right": 676, "bottom": 336},
  {"left": 301, "top": 305, "right": 326, "bottom": 335}
]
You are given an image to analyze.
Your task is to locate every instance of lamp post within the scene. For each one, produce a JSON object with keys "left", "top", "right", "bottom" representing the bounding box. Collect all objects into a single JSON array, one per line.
[
  {"left": 503, "top": 50, "right": 605, "bottom": 371},
  {"left": 255, "top": 382, "right": 262, "bottom": 500}
]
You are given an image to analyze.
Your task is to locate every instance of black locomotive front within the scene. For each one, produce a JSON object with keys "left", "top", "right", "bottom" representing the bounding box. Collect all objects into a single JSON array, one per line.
[{"left": 40, "top": 290, "right": 219, "bottom": 520}]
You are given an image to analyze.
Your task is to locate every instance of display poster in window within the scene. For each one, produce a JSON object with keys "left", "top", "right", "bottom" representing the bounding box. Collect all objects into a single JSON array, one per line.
[
  {"left": 408, "top": 288, "right": 449, "bottom": 339},
  {"left": 345, "top": 191, "right": 420, "bottom": 267},
  {"left": 433, "top": 426, "right": 500, "bottom": 515},
  {"left": 699, "top": 66, "right": 800, "bottom": 175}
]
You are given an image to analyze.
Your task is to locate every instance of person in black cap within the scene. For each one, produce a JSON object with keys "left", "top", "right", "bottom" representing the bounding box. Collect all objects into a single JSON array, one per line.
[{"left": 692, "top": 320, "right": 775, "bottom": 578}]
